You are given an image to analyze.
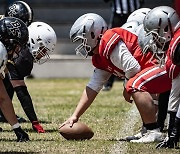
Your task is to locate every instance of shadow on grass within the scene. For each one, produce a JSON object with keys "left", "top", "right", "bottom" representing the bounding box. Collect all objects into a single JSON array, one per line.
[
  {"left": 108, "top": 138, "right": 129, "bottom": 142},
  {"left": 24, "top": 128, "right": 57, "bottom": 133},
  {"left": 0, "top": 128, "right": 57, "bottom": 133},
  {"left": 0, "top": 152, "right": 37, "bottom": 154},
  {"left": 0, "top": 138, "right": 56, "bottom": 142},
  {"left": 0, "top": 120, "right": 52, "bottom": 124}
]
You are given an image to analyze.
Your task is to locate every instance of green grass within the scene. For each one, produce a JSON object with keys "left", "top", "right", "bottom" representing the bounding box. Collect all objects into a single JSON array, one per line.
[{"left": 0, "top": 78, "right": 179, "bottom": 153}]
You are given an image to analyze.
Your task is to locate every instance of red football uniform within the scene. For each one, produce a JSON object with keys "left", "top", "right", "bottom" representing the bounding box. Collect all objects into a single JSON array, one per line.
[
  {"left": 92, "top": 28, "right": 156, "bottom": 76},
  {"left": 91, "top": 28, "right": 171, "bottom": 94},
  {"left": 174, "top": 0, "right": 180, "bottom": 17},
  {"left": 165, "top": 28, "right": 180, "bottom": 79}
]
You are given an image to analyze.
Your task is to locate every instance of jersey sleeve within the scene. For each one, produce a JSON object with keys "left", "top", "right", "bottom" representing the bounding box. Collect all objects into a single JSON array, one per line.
[
  {"left": 110, "top": 41, "right": 141, "bottom": 79},
  {"left": 87, "top": 68, "right": 112, "bottom": 93}
]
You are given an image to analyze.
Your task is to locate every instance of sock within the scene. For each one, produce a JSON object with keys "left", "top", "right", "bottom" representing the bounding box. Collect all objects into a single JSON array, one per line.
[
  {"left": 12, "top": 123, "right": 20, "bottom": 129},
  {"left": 143, "top": 122, "right": 159, "bottom": 130}
]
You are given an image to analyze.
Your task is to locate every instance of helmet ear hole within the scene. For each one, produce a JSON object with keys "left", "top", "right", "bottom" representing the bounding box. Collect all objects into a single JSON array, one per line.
[
  {"left": 164, "top": 25, "right": 168, "bottom": 32},
  {"left": 30, "top": 38, "right": 35, "bottom": 45}
]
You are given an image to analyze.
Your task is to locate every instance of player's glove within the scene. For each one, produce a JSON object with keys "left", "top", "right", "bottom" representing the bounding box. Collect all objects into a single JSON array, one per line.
[{"left": 13, "top": 127, "right": 29, "bottom": 142}]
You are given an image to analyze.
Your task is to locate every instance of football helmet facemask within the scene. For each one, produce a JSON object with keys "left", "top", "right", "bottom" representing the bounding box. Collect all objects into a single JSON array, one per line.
[
  {"left": 70, "top": 13, "right": 108, "bottom": 58},
  {"left": 137, "top": 24, "right": 165, "bottom": 65},
  {"left": 5, "top": 1, "right": 33, "bottom": 26},
  {"left": 28, "top": 22, "right": 57, "bottom": 64},
  {"left": 143, "top": 6, "right": 180, "bottom": 64}
]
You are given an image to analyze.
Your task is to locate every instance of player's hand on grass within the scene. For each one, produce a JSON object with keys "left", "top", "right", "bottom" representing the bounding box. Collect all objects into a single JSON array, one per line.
[
  {"left": 59, "top": 115, "right": 78, "bottom": 129},
  {"left": 13, "top": 127, "right": 29, "bottom": 142}
]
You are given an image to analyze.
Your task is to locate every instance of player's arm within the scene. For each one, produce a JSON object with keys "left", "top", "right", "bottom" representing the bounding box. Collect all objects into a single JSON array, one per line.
[
  {"left": 110, "top": 41, "right": 141, "bottom": 102},
  {"left": 59, "top": 68, "right": 111, "bottom": 128}
]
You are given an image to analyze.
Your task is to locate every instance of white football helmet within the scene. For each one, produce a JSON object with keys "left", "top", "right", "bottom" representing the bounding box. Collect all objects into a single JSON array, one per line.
[
  {"left": 28, "top": 21, "right": 57, "bottom": 64},
  {"left": 127, "top": 8, "right": 151, "bottom": 24},
  {"left": 0, "top": 42, "right": 8, "bottom": 78},
  {"left": 70, "top": 13, "right": 108, "bottom": 58},
  {"left": 121, "top": 21, "right": 140, "bottom": 34},
  {"left": 143, "top": 6, "right": 180, "bottom": 64}
]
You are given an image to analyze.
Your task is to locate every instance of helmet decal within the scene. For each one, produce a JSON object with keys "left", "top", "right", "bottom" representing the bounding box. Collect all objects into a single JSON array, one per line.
[
  {"left": 7, "top": 4, "right": 17, "bottom": 17},
  {"left": 9, "top": 20, "right": 22, "bottom": 38}
]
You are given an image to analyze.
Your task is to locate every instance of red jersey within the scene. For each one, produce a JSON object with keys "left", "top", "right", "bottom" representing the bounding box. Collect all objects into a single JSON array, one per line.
[
  {"left": 165, "top": 28, "right": 180, "bottom": 79},
  {"left": 92, "top": 28, "right": 156, "bottom": 78},
  {"left": 174, "top": 0, "right": 180, "bottom": 17}
]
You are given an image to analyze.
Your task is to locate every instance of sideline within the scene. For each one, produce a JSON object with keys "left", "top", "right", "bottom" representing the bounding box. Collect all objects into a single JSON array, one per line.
[{"left": 110, "top": 104, "right": 140, "bottom": 154}]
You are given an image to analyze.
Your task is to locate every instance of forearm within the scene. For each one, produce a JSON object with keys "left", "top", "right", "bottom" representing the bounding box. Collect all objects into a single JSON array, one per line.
[
  {"left": 0, "top": 80, "right": 18, "bottom": 126},
  {"left": 14, "top": 85, "right": 38, "bottom": 122},
  {"left": 72, "top": 86, "right": 98, "bottom": 119}
]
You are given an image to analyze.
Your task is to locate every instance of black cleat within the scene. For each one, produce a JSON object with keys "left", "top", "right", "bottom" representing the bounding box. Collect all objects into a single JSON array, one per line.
[{"left": 16, "top": 115, "right": 27, "bottom": 123}]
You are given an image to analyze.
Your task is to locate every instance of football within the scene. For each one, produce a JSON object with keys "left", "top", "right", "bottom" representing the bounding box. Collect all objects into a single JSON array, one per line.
[{"left": 59, "top": 121, "right": 94, "bottom": 140}]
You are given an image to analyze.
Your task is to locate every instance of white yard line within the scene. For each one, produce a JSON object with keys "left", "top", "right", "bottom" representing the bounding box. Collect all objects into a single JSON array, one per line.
[{"left": 110, "top": 104, "right": 140, "bottom": 154}]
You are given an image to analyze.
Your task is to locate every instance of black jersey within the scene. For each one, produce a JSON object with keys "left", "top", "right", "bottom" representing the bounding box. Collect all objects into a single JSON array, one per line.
[{"left": 7, "top": 45, "right": 33, "bottom": 80}]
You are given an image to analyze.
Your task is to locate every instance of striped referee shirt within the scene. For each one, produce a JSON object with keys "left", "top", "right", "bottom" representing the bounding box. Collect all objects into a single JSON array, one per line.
[{"left": 112, "top": 0, "right": 141, "bottom": 14}]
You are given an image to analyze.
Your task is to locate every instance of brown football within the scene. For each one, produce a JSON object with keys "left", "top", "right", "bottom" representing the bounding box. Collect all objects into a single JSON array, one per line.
[{"left": 59, "top": 121, "right": 94, "bottom": 140}]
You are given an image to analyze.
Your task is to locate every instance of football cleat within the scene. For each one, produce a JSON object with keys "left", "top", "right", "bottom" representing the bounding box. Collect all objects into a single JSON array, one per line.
[
  {"left": 156, "top": 136, "right": 179, "bottom": 149},
  {"left": 125, "top": 126, "right": 147, "bottom": 141},
  {"left": 130, "top": 128, "right": 163, "bottom": 143},
  {"left": 156, "top": 118, "right": 180, "bottom": 149}
]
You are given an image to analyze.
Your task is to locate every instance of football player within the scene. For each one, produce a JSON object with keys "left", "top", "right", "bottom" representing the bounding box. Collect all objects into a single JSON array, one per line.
[
  {"left": 142, "top": 6, "right": 180, "bottom": 148},
  {"left": 0, "top": 0, "right": 33, "bottom": 123},
  {"left": 0, "top": 17, "right": 29, "bottom": 142},
  {"left": 60, "top": 13, "right": 172, "bottom": 143},
  {"left": 126, "top": 7, "right": 171, "bottom": 137},
  {"left": 1, "top": 0, "right": 57, "bottom": 133}
]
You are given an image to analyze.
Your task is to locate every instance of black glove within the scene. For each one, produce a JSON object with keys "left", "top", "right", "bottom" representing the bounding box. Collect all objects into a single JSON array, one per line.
[{"left": 13, "top": 127, "right": 29, "bottom": 142}]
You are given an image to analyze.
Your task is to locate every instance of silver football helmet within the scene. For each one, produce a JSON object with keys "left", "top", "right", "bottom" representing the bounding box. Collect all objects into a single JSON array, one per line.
[
  {"left": 137, "top": 24, "right": 162, "bottom": 64},
  {"left": 127, "top": 8, "right": 151, "bottom": 24},
  {"left": 144, "top": 6, "right": 180, "bottom": 60},
  {"left": 121, "top": 21, "right": 140, "bottom": 34},
  {"left": 70, "top": 13, "right": 108, "bottom": 58},
  {"left": 0, "top": 42, "right": 8, "bottom": 78},
  {"left": 28, "top": 22, "right": 57, "bottom": 64}
]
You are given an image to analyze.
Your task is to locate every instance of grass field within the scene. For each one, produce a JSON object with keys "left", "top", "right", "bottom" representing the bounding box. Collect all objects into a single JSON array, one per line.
[{"left": 0, "top": 78, "right": 179, "bottom": 153}]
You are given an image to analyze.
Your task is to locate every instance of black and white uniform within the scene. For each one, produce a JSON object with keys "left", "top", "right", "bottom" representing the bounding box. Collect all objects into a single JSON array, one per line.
[{"left": 7, "top": 45, "right": 33, "bottom": 80}]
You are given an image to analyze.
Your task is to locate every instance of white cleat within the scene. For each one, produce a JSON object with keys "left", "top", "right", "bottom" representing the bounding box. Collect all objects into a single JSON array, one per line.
[
  {"left": 130, "top": 128, "right": 163, "bottom": 143},
  {"left": 125, "top": 126, "right": 147, "bottom": 141}
]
